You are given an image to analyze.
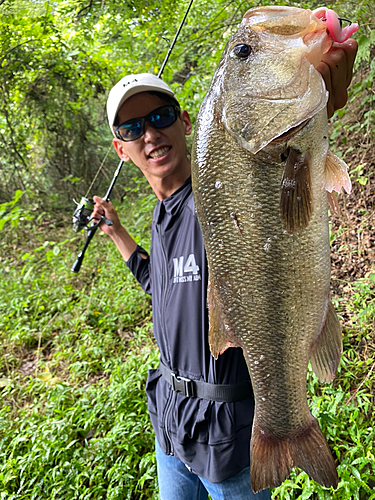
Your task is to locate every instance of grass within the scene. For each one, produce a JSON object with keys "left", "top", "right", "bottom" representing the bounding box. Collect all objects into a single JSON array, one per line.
[
  {"left": 273, "top": 272, "right": 375, "bottom": 500},
  {"left": 0, "top": 182, "right": 374, "bottom": 499},
  {"left": 0, "top": 184, "right": 159, "bottom": 499},
  {"left": 0, "top": 333, "right": 158, "bottom": 499}
]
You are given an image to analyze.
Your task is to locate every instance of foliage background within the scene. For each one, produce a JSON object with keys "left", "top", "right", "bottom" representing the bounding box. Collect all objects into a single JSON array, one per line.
[{"left": 0, "top": 0, "right": 374, "bottom": 498}]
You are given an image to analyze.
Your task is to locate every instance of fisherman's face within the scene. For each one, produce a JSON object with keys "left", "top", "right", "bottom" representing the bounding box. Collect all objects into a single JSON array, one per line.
[{"left": 113, "top": 92, "right": 192, "bottom": 192}]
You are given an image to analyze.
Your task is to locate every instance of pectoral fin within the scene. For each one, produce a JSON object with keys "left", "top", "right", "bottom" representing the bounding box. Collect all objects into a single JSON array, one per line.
[
  {"left": 280, "top": 148, "right": 313, "bottom": 234},
  {"left": 310, "top": 300, "right": 343, "bottom": 383},
  {"left": 327, "top": 191, "right": 340, "bottom": 213},
  {"left": 324, "top": 150, "right": 352, "bottom": 194}
]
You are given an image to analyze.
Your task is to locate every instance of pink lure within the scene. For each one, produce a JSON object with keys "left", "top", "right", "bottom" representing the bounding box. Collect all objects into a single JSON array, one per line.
[{"left": 313, "top": 7, "right": 359, "bottom": 43}]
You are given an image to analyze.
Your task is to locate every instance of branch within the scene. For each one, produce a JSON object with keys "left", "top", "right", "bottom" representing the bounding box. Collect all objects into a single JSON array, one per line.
[
  {"left": 0, "top": 130, "right": 27, "bottom": 190},
  {"left": 0, "top": 103, "right": 28, "bottom": 171},
  {"left": 346, "top": 357, "right": 375, "bottom": 405},
  {"left": 0, "top": 40, "right": 31, "bottom": 67},
  {"left": 75, "top": 0, "right": 94, "bottom": 21}
]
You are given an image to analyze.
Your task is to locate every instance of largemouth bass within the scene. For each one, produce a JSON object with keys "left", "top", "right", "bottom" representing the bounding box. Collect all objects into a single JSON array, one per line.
[{"left": 191, "top": 6, "right": 357, "bottom": 493}]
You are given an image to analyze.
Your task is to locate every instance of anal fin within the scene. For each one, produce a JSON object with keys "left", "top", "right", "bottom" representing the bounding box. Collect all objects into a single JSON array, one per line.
[
  {"left": 280, "top": 148, "right": 313, "bottom": 234},
  {"left": 207, "top": 279, "right": 237, "bottom": 359},
  {"left": 310, "top": 300, "right": 343, "bottom": 383},
  {"left": 250, "top": 415, "right": 338, "bottom": 493}
]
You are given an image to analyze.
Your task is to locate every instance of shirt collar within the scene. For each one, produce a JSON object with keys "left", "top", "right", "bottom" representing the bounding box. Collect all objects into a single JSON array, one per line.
[{"left": 154, "top": 176, "right": 192, "bottom": 225}]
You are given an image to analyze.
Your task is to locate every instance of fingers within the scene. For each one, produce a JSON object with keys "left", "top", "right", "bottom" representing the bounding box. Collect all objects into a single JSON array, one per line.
[
  {"left": 317, "top": 39, "right": 358, "bottom": 118},
  {"left": 317, "top": 60, "right": 335, "bottom": 119},
  {"left": 326, "top": 39, "right": 357, "bottom": 89},
  {"left": 343, "top": 38, "right": 359, "bottom": 84},
  {"left": 92, "top": 196, "right": 115, "bottom": 215},
  {"left": 91, "top": 196, "right": 106, "bottom": 222},
  {"left": 91, "top": 196, "right": 122, "bottom": 234}
]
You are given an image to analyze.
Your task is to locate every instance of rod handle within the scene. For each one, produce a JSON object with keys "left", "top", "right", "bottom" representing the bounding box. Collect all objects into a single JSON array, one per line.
[
  {"left": 71, "top": 252, "right": 85, "bottom": 273},
  {"left": 71, "top": 226, "right": 98, "bottom": 273}
]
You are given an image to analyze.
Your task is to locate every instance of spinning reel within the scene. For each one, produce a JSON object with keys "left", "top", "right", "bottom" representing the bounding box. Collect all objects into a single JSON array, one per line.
[{"left": 72, "top": 196, "right": 113, "bottom": 233}]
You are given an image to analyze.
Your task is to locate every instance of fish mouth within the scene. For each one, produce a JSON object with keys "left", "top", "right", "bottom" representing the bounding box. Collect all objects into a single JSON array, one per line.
[{"left": 272, "top": 119, "right": 311, "bottom": 142}]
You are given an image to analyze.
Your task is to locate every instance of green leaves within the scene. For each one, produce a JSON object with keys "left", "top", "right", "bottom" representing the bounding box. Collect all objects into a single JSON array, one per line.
[
  {"left": 0, "top": 190, "right": 34, "bottom": 231},
  {"left": 0, "top": 0, "right": 248, "bottom": 203},
  {"left": 0, "top": 352, "right": 157, "bottom": 498},
  {"left": 1, "top": 0, "right": 372, "bottom": 209},
  {"left": 0, "top": 200, "right": 155, "bottom": 498},
  {"left": 0, "top": 1, "right": 373, "bottom": 498}
]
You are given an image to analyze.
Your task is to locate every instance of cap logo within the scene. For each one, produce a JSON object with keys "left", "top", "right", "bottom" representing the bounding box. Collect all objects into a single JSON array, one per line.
[{"left": 123, "top": 78, "right": 138, "bottom": 87}]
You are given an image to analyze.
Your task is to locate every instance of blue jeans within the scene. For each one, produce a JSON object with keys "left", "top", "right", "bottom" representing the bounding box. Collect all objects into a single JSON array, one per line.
[{"left": 155, "top": 439, "right": 271, "bottom": 500}]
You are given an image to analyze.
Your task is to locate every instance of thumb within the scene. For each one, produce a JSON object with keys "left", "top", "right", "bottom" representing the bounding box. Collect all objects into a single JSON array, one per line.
[{"left": 93, "top": 196, "right": 109, "bottom": 209}]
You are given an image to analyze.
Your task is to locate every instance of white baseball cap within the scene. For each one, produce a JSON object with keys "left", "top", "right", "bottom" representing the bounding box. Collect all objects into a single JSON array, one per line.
[{"left": 106, "top": 73, "right": 176, "bottom": 136}]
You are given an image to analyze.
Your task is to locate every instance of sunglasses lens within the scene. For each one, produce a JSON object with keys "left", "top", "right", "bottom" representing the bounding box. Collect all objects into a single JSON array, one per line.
[
  {"left": 150, "top": 106, "right": 178, "bottom": 129},
  {"left": 117, "top": 120, "right": 144, "bottom": 141},
  {"left": 116, "top": 105, "right": 180, "bottom": 142}
]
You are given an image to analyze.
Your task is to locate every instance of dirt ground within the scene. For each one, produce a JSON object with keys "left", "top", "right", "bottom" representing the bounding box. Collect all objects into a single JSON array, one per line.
[
  {"left": 329, "top": 72, "right": 375, "bottom": 331},
  {"left": 330, "top": 140, "right": 374, "bottom": 286}
]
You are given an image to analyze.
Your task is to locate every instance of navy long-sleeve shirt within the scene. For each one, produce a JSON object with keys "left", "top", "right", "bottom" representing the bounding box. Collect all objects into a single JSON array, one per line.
[{"left": 126, "top": 177, "right": 254, "bottom": 483}]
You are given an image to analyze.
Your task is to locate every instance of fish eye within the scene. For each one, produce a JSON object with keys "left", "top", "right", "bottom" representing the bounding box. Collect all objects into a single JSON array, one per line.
[{"left": 232, "top": 44, "right": 252, "bottom": 59}]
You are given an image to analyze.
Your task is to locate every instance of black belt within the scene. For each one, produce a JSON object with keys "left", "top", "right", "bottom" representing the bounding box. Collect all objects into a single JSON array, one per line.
[{"left": 158, "top": 360, "right": 252, "bottom": 403}]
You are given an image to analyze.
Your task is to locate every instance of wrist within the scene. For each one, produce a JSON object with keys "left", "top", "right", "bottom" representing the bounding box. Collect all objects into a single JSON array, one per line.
[
  {"left": 108, "top": 222, "right": 126, "bottom": 241},
  {"left": 108, "top": 225, "right": 138, "bottom": 261}
]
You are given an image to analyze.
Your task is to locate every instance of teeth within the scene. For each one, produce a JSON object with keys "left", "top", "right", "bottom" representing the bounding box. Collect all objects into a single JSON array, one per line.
[{"left": 150, "top": 146, "right": 170, "bottom": 159}]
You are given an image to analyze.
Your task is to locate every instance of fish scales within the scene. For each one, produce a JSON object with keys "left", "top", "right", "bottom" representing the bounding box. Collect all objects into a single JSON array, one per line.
[
  {"left": 192, "top": 5, "right": 354, "bottom": 493},
  {"left": 195, "top": 110, "right": 330, "bottom": 428}
]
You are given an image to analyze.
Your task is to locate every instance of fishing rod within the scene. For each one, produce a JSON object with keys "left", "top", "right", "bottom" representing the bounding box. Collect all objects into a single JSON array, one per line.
[
  {"left": 71, "top": 159, "right": 124, "bottom": 273},
  {"left": 71, "top": 0, "right": 194, "bottom": 273},
  {"left": 158, "top": 0, "right": 194, "bottom": 78}
]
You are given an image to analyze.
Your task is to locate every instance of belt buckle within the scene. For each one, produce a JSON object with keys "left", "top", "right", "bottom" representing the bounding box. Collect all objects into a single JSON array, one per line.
[{"left": 171, "top": 372, "right": 195, "bottom": 397}]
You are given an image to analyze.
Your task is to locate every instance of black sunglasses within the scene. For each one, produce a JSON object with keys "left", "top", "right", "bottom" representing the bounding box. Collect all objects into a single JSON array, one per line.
[{"left": 115, "top": 104, "right": 181, "bottom": 142}]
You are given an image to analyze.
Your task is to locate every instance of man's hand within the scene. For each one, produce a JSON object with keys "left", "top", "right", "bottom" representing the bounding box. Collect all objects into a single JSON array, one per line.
[
  {"left": 92, "top": 196, "right": 122, "bottom": 236},
  {"left": 91, "top": 195, "right": 138, "bottom": 261},
  {"left": 317, "top": 38, "right": 358, "bottom": 118}
]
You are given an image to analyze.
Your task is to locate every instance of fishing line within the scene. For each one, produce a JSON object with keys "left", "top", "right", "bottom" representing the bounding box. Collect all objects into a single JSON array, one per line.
[{"left": 84, "top": 145, "right": 112, "bottom": 199}]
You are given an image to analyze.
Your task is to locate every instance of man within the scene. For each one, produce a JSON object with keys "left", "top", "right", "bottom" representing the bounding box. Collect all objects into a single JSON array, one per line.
[{"left": 92, "top": 39, "right": 357, "bottom": 499}]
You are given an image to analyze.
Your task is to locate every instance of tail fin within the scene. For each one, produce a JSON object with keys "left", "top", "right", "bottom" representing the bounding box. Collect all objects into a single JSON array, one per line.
[{"left": 250, "top": 415, "right": 338, "bottom": 493}]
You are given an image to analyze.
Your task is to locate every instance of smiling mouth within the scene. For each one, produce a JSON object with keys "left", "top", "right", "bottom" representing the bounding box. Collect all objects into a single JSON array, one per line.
[{"left": 149, "top": 146, "right": 171, "bottom": 159}]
